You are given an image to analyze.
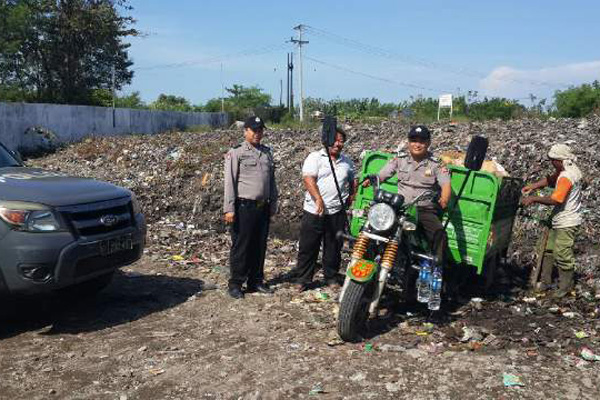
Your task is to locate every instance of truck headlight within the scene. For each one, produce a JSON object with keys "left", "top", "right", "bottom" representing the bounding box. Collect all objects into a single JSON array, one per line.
[
  {"left": 0, "top": 201, "right": 64, "bottom": 232},
  {"left": 367, "top": 203, "right": 396, "bottom": 232}
]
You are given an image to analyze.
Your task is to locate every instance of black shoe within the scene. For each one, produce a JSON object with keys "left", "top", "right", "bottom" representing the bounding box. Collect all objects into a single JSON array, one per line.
[
  {"left": 325, "top": 275, "right": 343, "bottom": 288},
  {"left": 293, "top": 283, "right": 308, "bottom": 293},
  {"left": 270, "top": 270, "right": 298, "bottom": 284},
  {"left": 246, "top": 283, "right": 274, "bottom": 294},
  {"left": 228, "top": 286, "right": 244, "bottom": 299}
]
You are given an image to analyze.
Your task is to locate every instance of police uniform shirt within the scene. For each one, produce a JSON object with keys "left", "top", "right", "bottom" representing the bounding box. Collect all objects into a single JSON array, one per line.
[
  {"left": 223, "top": 140, "right": 278, "bottom": 214},
  {"left": 378, "top": 152, "right": 450, "bottom": 207},
  {"left": 302, "top": 149, "right": 355, "bottom": 215}
]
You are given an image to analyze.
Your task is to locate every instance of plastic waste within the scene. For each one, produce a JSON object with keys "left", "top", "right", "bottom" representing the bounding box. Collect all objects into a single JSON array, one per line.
[
  {"left": 309, "top": 382, "right": 325, "bottom": 395},
  {"left": 428, "top": 267, "right": 442, "bottom": 310},
  {"left": 581, "top": 348, "right": 600, "bottom": 361},
  {"left": 503, "top": 373, "right": 524, "bottom": 387},
  {"left": 417, "top": 259, "right": 432, "bottom": 303},
  {"left": 575, "top": 331, "right": 589, "bottom": 339}
]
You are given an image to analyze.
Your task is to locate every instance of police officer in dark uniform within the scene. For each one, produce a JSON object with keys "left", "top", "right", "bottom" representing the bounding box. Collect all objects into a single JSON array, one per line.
[{"left": 223, "top": 116, "right": 278, "bottom": 299}]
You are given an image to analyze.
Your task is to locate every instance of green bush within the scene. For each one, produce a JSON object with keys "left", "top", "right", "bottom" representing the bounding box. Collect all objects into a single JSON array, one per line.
[
  {"left": 149, "top": 94, "right": 193, "bottom": 112},
  {"left": 554, "top": 81, "right": 600, "bottom": 118},
  {"left": 467, "top": 97, "right": 525, "bottom": 121},
  {"left": 304, "top": 97, "right": 398, "bottom": 119}
]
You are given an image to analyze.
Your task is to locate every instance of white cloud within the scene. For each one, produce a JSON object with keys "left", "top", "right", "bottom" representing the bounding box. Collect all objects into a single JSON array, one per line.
[{"left": 479, "top": 60, "right": 600, "bottom": 99}]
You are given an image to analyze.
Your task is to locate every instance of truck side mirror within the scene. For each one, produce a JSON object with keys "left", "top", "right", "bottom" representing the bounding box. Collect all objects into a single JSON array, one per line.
[{"left": 11, "top": 149, "right": 23, "bottom": 164}]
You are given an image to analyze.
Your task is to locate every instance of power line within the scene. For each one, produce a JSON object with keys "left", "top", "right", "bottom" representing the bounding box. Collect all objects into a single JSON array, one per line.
[
  {"left": 134, "top": 43, "right": 289, "bottom": 71},
  {"left": 303, "top": 25, "right": 571, "bottom": 90},
  {"left": 306, "top": 56, "right": 542, "bottom": 101},
  {"left": 305, "top": 55, "right": 451, "bottom": 93}
]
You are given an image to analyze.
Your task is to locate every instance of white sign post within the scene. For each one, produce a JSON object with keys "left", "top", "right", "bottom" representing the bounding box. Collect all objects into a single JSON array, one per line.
[{"left": 437, "top": 94, "right": 453, "bottom": 121}]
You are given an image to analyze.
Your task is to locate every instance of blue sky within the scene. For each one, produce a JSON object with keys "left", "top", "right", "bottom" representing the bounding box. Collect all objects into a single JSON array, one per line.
[{"left": 125, "top": 0, "right": 600, "bottom": 106}]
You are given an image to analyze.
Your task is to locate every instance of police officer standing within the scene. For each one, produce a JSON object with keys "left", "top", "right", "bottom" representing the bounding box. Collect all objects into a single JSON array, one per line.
[
  {"left": 224, "top": 116, "right": 278, "bottom": 299},
  {"left": 375, "top": 125, "right": 451, "bottom": 264}
]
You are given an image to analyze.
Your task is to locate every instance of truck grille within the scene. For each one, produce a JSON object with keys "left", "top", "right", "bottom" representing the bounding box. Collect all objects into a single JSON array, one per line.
[{"left": 58, "top": 197, "right": 134, "bottom": 237}]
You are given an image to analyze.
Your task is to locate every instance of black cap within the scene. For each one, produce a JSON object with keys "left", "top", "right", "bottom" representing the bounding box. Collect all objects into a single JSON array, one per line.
[
  {"left": 408, "top": 125, "right": 431, "bottom": 141},
  {"left": 244, "top": 116, "right": 266, "bottom": 131}
]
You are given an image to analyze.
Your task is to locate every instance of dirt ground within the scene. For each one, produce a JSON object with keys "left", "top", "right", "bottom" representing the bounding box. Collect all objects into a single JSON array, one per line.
[
  {"left": 1, "top": 250, "right": 599, "bottom": 400},
  {"left": 1, "top": 121, "right": 600, "bottom": 399}
]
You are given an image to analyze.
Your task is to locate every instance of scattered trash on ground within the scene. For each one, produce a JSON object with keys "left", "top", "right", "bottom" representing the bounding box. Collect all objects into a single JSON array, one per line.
[{"left": 503, "top": 373, "right": 525, "bottom": 387}]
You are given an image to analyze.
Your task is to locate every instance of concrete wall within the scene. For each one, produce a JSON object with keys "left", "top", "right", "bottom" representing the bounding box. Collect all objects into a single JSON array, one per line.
[{"left": 0, "top": 102, "right": 229, "bottom": 151}]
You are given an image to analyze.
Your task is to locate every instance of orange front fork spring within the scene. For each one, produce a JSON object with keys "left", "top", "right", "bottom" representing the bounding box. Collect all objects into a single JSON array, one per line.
[
  {"left": 351, "top": 233, "right": 369, "bottom": 260},
  {"left": 381, "top": 240, "right": 399, "bottom": 270}
]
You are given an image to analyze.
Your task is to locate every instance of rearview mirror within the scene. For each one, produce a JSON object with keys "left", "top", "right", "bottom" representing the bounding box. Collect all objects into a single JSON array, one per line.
[
  {"left": 10, "top": 149, "right": 23, "bottom": 164},
  {"left": 464, "top": 135, "right": 488, "bottom": 171},
  {"left": 321, "top": 116, "right": 337, "bottom": 147}
]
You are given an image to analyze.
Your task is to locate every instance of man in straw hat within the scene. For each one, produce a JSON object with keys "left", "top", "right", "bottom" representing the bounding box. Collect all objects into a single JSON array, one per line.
[{"left": 521, "top": 143, "right": 583, "bottom": 298}]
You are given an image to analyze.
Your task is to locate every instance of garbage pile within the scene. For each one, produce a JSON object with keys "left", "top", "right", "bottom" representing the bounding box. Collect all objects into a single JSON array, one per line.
[{"left": 30, "top": 116, "right": 600, "bottom": 285}]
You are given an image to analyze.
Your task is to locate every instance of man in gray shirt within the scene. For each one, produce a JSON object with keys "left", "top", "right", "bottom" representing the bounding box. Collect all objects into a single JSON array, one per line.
[
  {"left": 223, "top": 116, "right": 278, "bottom": 299},
  {"left": 288, "top": 128, "right": 356, "bottom": 291}
]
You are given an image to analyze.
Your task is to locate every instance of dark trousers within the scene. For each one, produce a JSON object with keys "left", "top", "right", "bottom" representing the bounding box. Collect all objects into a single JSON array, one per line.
[
  {"left": 293, "top": 210, "right": 346, "bottom": 284},
  {"left": 417, "top": 206, "right": 448, "bottom": 267},
  {"left": 229, "top": 200, "right": 270, "bottom": 289}
]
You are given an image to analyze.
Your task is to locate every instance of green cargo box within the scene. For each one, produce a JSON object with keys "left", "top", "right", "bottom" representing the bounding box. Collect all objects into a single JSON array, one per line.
[{"left": 350, "top": 151, "right": 523, "bottom": 274}]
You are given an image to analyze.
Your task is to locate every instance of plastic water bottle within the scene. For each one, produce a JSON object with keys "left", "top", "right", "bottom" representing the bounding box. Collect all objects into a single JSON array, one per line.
[
  {"left": 417, "top": 260, "right": 432, "bottom": 303},
  {"left": 428, "top": 268, "right": 443, "bottom": 311}
]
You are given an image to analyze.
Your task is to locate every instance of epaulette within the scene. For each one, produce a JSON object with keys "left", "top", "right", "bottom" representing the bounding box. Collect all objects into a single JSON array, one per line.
[
  {"left": 397, "top": 151, "right": 409, "bottom": 158},
  {"left": 232, "top": 144, "right": 241, "bottom": 149},
  {"left": 429, "top": 154, "right": 441, "bottom": 163}
]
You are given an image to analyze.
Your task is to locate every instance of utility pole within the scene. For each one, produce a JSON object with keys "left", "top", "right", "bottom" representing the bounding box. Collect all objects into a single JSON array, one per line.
[
  {"left": 111, "top": 64, "right": 116, "bottom": 128},
  {"left": 220, "top": 63, "right": 225, "bottom": 113},
  {"left": 288, "top": 52, "right": 294, "bottom": 113},
  {"left": 286, "top": 53, "right": 290, "bottom": 109},
  {"left": 291, "top": 24, "right": 308, "bottom": 122},
  {"left": 279, "top": 79, "right": 283, "bottom": 107}
]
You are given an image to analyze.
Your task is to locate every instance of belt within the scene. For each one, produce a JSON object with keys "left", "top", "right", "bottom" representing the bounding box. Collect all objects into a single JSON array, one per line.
[{"left": 237, "top": 198, "right": 269, "bottom": 208}]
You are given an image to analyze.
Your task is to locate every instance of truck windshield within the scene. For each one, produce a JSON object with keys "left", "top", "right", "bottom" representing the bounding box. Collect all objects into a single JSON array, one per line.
[{"left": 0, "top": 146, "right": 22, "bottom": 168}]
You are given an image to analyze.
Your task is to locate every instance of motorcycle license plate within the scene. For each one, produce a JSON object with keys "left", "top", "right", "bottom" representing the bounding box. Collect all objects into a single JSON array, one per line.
[
  {"left": 99, "top": 234, "right": 133, "bottom": 256},
  {"left": 347, "top": 259, "right": 377, "bottom": 282}
]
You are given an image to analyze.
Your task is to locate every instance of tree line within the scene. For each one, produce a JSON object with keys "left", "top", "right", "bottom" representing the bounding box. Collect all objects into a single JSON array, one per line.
[{"left": 1, "top": 1, "right": 599, "bottom": 121}]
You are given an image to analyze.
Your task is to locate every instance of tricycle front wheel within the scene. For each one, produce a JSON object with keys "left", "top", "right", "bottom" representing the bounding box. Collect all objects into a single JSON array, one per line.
[{"left": 338, "top": 280, "right": 372, "bottom": 342}]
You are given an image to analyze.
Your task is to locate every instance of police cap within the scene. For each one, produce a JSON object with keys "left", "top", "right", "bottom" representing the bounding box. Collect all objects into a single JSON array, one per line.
[
  {"left": 408, "top": 125, "right": 431, "bottom": 141},
  {"left": 244, "top": 116, "right": 266, "bottom": 131}
]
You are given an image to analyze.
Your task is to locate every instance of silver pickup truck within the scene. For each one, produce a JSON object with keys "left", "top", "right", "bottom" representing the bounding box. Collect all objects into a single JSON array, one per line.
[{"left": 0, "top": 142, "right": 146, "bottom": 296}]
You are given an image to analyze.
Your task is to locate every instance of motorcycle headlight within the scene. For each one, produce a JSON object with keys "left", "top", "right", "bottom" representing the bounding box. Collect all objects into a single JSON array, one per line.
[
  {"left": 367, "top": 203, "right": 396, "bottom": 232},
  {"left": 0, "top": 201, "right": 64, "bottom": 232}
]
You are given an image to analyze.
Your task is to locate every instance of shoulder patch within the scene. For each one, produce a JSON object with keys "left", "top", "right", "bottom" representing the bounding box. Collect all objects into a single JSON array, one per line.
[{"left": 429, "top": 155, "right": 441, "bottom": 163}]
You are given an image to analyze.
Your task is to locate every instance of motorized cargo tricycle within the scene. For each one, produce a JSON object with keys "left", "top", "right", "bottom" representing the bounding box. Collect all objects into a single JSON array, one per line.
[{"left": 337, "top": 150, "right": 523, "bottom": 342}]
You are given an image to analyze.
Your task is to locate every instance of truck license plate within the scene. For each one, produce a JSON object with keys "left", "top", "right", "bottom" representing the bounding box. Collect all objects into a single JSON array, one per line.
[{"left": 99, "top": 234, "right": 133, "bottom": 256}]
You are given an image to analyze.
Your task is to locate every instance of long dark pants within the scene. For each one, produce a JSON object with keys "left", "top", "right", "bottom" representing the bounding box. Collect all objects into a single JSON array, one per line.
[
  {"left": 417, "top": 206, "right": 448, "bottom": 267},
  {"left": 292, "top": 210, "right": 346, "bottom": 285},
  {"left": 229, "top": 200, "right": 270, "bottom": 289}
]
